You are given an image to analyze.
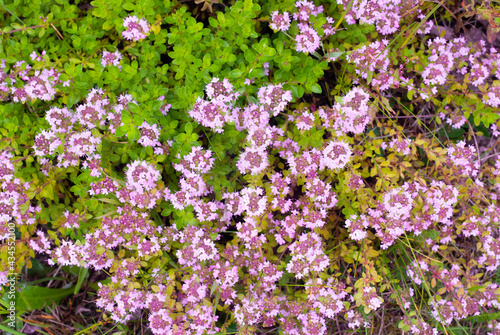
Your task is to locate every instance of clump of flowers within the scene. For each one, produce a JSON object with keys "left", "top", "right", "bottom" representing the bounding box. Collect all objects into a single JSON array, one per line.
[
  {"left": 447, "top": 140, "right": 480, "bottom": 177},
  {"left": 205, "top": 77, "right": 240, "bottom": 103},
  {"left": 6, "top": 3, "right": 500, "bottom": 331},
  {"left": 286, "top": 232, "right": 330, "bottom": 279},
  {"left": 321, "top": 140, "right": 352, "bottom": 170},
  {"left": 295, "top": 23, "right": 321, "bottom": 54},
  {"left": 328, "top": 86, "right": 374, "bottom": 134},
  {"left": 270, "top": 11, "right": 291, "bottom": 32},
  {"left": 188, "top": 98, "right": 231, "bottom": 134},
  {"left": 269, "top": 0, "right": 335, "bottom": 54},
  {"left": 257, "top": 83, "right": 292, "bottom": 116},
  {"left": 122, "top": 16, "right": 150, "bottom": 41},
  {"left": 33, "top": 130, "right": 61, "bottom": 156},
  {"left": 125, "top": 160, "right": 162, "bottom": 193},
  {"left": 138, "top": 122, "right": 161, "bottom": 147},
  {"left": 101, "top": 50, "right": 123, "bottom": 68},
  {"left": 336, "top": 0, "right": 421, "bottom": 35}
]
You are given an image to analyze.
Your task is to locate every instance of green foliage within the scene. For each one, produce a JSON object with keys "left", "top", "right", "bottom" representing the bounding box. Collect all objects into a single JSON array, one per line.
[
  {"left": 1, "top": 0, "right": 500, "bottom": 334},
  {"left": 3, "top": 285, "right": 74, "bottom": 311}
]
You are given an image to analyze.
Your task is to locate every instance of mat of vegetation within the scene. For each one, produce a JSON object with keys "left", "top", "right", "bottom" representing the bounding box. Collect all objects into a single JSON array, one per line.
[{"left": 1, "top": 0, "right": 500, "bottom": 334}]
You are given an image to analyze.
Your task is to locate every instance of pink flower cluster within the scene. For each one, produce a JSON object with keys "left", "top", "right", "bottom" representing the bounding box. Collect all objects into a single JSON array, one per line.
[
  {"left": 270, "top": 11, "right": 291, "bottom": 32},
  {"left": 347, "top": 40, "right": 390, "bottom": 79},
  {"left": 337, "top": 0, "right": 420, "bottom": 35},
  {"left": 0, "top": 152, "right": 37, "bottom": 240},
  {"left": 346, "top": 39, "right": 400, "bottom": 91},
  {"left": 406, "top": 261, "right": 500, "bottom": 326},
  {"left": 169, "top": 147, "right": 220, "bottom": 222},
  {"left": 188, "top": 78, "right": 240, "bottom": 133},
  {"left": 320, "top": 86, "right": 373, "bottom": 134},
  {"left": 446, "top": 140, "right": 480, "bottom": 177},
  {"left": 137, "top": 121, "right": 161, "bottom": 147},
  {"left": 417, "top": 37, "right": 500, "bottom": 100},
  {"left": 0, "top": 58, "right": 67, "bottom": 103},
  {"left": 101, "top": 50, "right": 122, "bottom": 68},
  {"left": 125, "top": 160, "right": 161, "bottom": 193},
  {"left": 256, "top": 83, "right": 292, "bottom": 117},
  {"left": 270, "top": 0, "right": 335, "bottom": 54},
  {"left": 286, "top": 232, "right": 330, "bottom": 279},
  {"left": 122, "top": 16, "right": 150, "bottom": 41},
  {"left": 345, "top": 182, "right": 442, "bottom": 248},
  {"left": 21, "top": 65, "right": 500, "bottom": 335},
  {"left": 439, "top": 107, "right": 467, "bottom": 129},
  {"left": 157, "top": 95, "right": 172, "bottom": 116}
]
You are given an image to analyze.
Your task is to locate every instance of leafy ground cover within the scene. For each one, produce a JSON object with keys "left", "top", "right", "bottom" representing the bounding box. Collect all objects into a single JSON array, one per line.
[{"left": 1, "top": 0, "right": 500, "bottom": 334}]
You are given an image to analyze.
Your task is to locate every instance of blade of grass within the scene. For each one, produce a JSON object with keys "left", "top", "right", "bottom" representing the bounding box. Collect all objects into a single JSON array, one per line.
[
  {"left": 74, "top": 267, "right": 89, "bottom": 295},
  {"left": 0, "top": 1, "right": 25, "bottom": 25},
  {"left": 0, "top": 324, "right": 28, "bottom": 335}
]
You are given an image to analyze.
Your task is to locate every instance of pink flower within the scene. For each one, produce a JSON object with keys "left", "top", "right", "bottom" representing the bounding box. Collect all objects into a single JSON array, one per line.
[
  {"left": 239, "top": 187, "right": 267, "bottom": 217},
  {"left": 122, "top": 16, "right": 150, "bottom": 41},
  {"left": 125, "top": 160, "right": 161, "bottom": 193},
  {"left": 294, "top": 0, "right": 323, "bottom": 21},
  {"left": 33, "top": 130, "right": 61, "bottom": 156},
  {"left": 295, "top": 111, "right": 315, "bottom": 130},
  {"left": 331, "top": 86, "right": 373, "bottom": 134},
  {"left": 286, "top": 232, "right": 329, "bottom": 279},
  {"left": 237, "top": 146, "right": 269, "bottom": 175},
  {"left": 101, "top": 50, "right": 122, "bottom": 68},
  {"left": 137, "top": 122, "right": 161, "bottom": 147},
  {"left": 383, "top": 187, "right": 414, "bottom": 220},
  {"left": 205, "top": 77, "right": 240, "bottom": 103},
  {"left": 66, "top": 131, "right": 101, "bottom": 157},
  {"left": 174, "top": 146, "right": 215, "bottom": 175},
  {"left": 322, "top": 141, "right": 352, "bottom": 170},
  {"left": 295, "top": 23, "right": 321, "bottom": 54},
  {"left": 270, "top": 11, "right": 291, "bottom": 32},
  {"left": 188, "top": 98, "right": 230, "bottom": 133},
  {"left": 257, "top": 84, "right": 292, "bottom": 116}
]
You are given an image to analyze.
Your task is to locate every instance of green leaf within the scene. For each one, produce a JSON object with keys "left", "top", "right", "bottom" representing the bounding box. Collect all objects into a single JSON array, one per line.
[
  {"left": 326, "top": 51, "right": 344, "bottom": 60},
  {"left": 209, "top": 17, "right": 218, "bottom": 28},
  {"left": 122, "top": 2, "right": 135, "bottom": 10},
  {"left": 67, "top": 93, "right": 80, "bottom": 108},
  {"left": 264, "top": 47, "right": 276, "bottom": 57},
  {"left": 0, "top": 324, "right": 28, "bottom": 335},
  {"left": 367, "top": 71, "right": 374, "bottom": 85},
  {"left": 473, "top": 112, "right": 481, "bottom": 126},
  {"left": 311, "top": 83, "right": 322, "bottom": 94},
  {"left": 74, "top": 268, "right": 88, "bottom": 294},
  {"left": 290, "top": 85, "right": 305, "bottom": 99},
  {"left": 229, "top": 69, "right": 243, "bottom": 79},
  {"left": 102, "top": 20, "right": 114, "bottom": 31},
  {"left": 11, "top": 286, "right": 74, "bottom": 311},
  {"left": 278, "top": 271, "right": 290, "bottom": 285},
  {"left": 185, "top": 122, "right": 193, "bottom": 134},
  {"left": 133, "top": 115, "right": 144, "bottom": 126},
  {"left": 115, "top": 126, "right": 128, "bottom": 138},
  {"left": 398, "top": 320, "right": 411, "bottom": 331},
  {"left": 127, "top": 127, "right": 137, "bottom": 141},
  {"left": 121, "top": 112, "right": 132, "bottom": 125}
]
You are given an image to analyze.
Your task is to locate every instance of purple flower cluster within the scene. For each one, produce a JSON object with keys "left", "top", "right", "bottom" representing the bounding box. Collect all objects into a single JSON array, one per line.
[
  {"left": 337, "top": 0, "right": 420, "bottom": 35},
  {"left": 101, "top": 50, "right": 123, "bottom": 68},
  {"left": 0, "top": 58, "right": 67, "bottom": 103},
  {"left": 320, "top": 86, "right": 374, "bottom": 134},
  {"left": 270, "top": 0, "right": 335, "bottom": 54},
  {"left": 19, "top": 69, "right": 500, "bottom": 335},
  {"left": 188, "top": 78, "right": 240, "bottom": 133},
  {"left": 345, "top": 180, "right": 460, "bottom": 249},
  {"left": 0, "top": 152, "right": 37, "bottom": 240},
  {"left": 122, "top": 16, "right": 150, "bottom": 41}
]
